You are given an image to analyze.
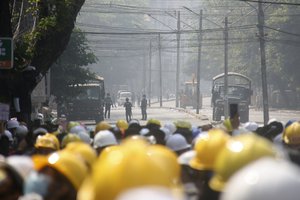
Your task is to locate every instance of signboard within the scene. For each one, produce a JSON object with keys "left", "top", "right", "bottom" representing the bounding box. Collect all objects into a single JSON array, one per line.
[
  {"left": 0, "top": 103, "right": 10, "bottom": 121},
  {"left": 0, "top": 37, "right": 13, "bottom": 69}
]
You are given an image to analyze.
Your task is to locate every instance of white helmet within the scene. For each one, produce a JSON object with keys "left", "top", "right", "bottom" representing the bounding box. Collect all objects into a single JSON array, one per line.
[
  {"left": 70, "top": 125, "right": 86, "bottom": 134},
  {"left": 177, "top": 150, "right": 196, "bottom": 165},
  {"left": 6, "top": 155, "right": 34, "bottom": 180},
  {"left": 116, "top": 186, "right": 180, "bottom": 200},
  {"left": 221, "top": 158, "right": 300, "bottom": 200},
  {"left": 243, "top": 121, "right": 258, "bottom": 132},
  {"left": 77, "top": 131, "right": 92, "bottom": 144},
  {"left": 4, "top": 130, "right": 13, "bottom": 141},
  {"left": 139, "top": 128, "right": 150, "bottom": 136},
  {"left": 7, "top": 119, "right": 19, "bottom": 129},
  {"left": 159, "top": 127, "right": 171, "bottom": 140},
  {"left": 163, "top": 122, "right": 176, "bottom": 135},
  {"left": 16, "top": 125, "right": 29, "bottom": 138},
  {"left": 166, "top": 134, "right": 191, "bottom": 152},
  {"left": 93, "top": 130, "right": 117, "bottom": 148}
]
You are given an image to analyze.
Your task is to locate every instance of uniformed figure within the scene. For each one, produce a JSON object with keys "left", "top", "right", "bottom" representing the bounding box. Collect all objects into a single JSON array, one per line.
[
  {"left": 104, "top": 93, "right": 113, "bottom": 119},
  {"left": 124, "top": 98, "right": 132, "bottom": 122},
  {"left": 141, "top": 94, "right": 147, "bottom": 120}
]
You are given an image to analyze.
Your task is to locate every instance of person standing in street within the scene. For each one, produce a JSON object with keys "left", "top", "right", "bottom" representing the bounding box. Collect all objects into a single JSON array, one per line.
[
  {"left": 104, "top": 93, "right": 113, "bottom": 119},
  {"left": 141, "top": 94, "right": 147, "bottom": 120},
  {"left": 124, "top": 98, "right": 132, "bottom": 122}
]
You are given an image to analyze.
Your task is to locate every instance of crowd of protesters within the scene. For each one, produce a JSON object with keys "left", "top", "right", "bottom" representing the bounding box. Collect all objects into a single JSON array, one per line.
[{"left": 0, "top": 112, "right": 300, "bottom": 200}]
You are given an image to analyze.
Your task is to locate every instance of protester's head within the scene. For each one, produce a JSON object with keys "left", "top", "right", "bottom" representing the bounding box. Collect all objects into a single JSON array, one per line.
[
  {"left": 93, "top": 130, "right": 118, "bottom": 155},
  {"left": 0, "top": 162, "right": 23, "bottom": 200},
  {"left": 221, "top": 158, "right": 300, "bottom": 200},
  {"left": 283, "top": 121, "right": 300, "bottom": 150},
  {"left": 34, "top": 133, "right": 60, "bottom": 155},
  {"left": 95, "top": 121, "right": 111, "bottom": 134},
  {"left": 166, "top": 134, "right": 191, "bottom": 156},
  {"left": 209, "top": 134, "right": 277, "bottom": 192},
  {"left": 31, "top": 151, "right": 88, "bottom": 200}
]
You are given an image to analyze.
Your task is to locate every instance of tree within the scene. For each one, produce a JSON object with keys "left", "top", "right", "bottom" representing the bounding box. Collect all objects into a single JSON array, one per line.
[
  {"left": 51, "top": 28, "right": 97, "bottom": 104},
  {"left": 0, "top": 0, "right": 85, "bottom": 124}
]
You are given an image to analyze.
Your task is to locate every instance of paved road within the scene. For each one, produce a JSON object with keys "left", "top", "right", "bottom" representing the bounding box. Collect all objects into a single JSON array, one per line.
[
  {"left": 81, "top": 96, "right": 300, "bottom": 130},
  {"left": 100, "top": 105, "right": 210, "bottom": 127},
  {"left": 161, "top": 97, "right": 300, "bottom": 124}
]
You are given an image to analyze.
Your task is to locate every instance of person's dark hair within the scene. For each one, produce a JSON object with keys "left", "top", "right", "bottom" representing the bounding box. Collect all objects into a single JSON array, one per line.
[{"left": 0, "top": 163, "right": 24, "bottom": 196}]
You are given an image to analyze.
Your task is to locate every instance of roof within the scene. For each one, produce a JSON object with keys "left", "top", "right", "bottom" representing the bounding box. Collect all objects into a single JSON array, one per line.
[{"left": 212, "top": 72, "right": 251, "bottom": 83}]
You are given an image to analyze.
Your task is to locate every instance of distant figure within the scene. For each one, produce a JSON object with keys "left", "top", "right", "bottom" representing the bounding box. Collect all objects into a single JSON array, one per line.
[
  {"left": 132, "top": 92, "right": 136, "bottom": 107},
  {"left": 141, "top": 94, "right": 147, "bottom": 120},
  {"left": 255, "top": 93, "right": 262, "bottom": 110},
  {"left": 137, "top": 94, "right": 141, "bottom": 108},
  {"left": 111, "top": 93, "right": 116, "bottom": 107},
  {"left": 104, "top": 93, "right": 113, "bottom": 119},
  {"left": 124, "top": 98, "right": 132, "bottom": 122}
]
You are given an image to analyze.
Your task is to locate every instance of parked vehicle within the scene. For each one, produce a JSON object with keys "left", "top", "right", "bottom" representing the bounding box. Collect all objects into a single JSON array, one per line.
[
  {"left": 211, "top": 72, "right": 252, "bottom": 122},
  {"left": 117, "top": 91, "right": 132, "bottom": 106},
  {"left": 60, "top": 75, "right": 105, "bottom": 123},
  {"left": 180, "top": 81, "right": 202, "bottom": 109}
]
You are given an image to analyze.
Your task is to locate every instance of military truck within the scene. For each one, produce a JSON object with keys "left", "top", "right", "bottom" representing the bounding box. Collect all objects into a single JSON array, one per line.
[
  {"left": 211, "top": 72, "right": 252, "bottom": 122},
  {"left": 62, "top": 75, "right": 105, "bottom": 123}
]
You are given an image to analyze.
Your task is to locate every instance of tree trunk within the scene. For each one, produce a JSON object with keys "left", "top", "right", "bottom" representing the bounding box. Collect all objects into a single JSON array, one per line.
[{"left": 0, "top": 0, "right": 86, "bottom": 125}]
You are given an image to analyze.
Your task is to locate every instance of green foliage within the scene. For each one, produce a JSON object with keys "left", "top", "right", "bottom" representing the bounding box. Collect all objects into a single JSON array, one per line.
[{"left": 51, "top": 28, "right": 97, "bottom": 102}]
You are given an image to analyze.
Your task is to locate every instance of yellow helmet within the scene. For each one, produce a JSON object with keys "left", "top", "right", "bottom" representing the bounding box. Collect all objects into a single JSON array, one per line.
[
  {"left": 98, "top": 145, "right": 121, "bottom": 162},
  {"left": 78, "top": 138, "right": 182, "bottom": 200},
  {"left": 64, "top": 142, "right": 97, "bottom": 168},
  {"left": 209, "top": 133, "right": 277, "bottom": 192},
  {"left": 35, "top": 133, "right": 60, "bottom": 150},
  {"left": 283, "top": 121, "right": 300, "bottom": 145},
  {"left": 61, "top": 134, "right": 81, "bottom": 149},
  {"left": 190, "top": 129, "right": 230, "bottom": 170},
  {"left": 95, "top": 121, "right": 111, "bottom": 134},
  {"left": 36, "top": 151, "right": 88, "bottom": 190},
  {"left": 116, "top": 119, "right": 129, "bottom": 130},
  {"left": 222, "top": 118, "right": 233, "bottom": 132},
  {"left": 146, "top": 118, "right": 161, "bottom": 126},
  {"left": 147, "top": 145, "right": 181, "bottom": 187},
  {"left": 174, "top": 120, "right": 192, "bottom": 130}
]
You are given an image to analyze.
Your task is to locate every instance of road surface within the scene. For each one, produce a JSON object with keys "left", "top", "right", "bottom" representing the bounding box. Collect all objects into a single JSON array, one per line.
[
  {"left": 81, "top": 96, "right": 300, "bottom": 129},
  {"left": 94, "top": 105, "right": 210, "bottom": 127},
  {"left": 164, "top": 96, "right": 300, "bottom": 125}
]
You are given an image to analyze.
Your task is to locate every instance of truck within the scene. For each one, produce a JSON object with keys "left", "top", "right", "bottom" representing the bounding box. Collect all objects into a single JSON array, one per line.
[
  {"left": 61, "top": 75, "right": 105, "bottom": 123},
  {"left": 180, "top": 81, "right": 202, "bottom": 109},
  {"left": 211, "top": 72, "right": 252, "bottom": 122}
]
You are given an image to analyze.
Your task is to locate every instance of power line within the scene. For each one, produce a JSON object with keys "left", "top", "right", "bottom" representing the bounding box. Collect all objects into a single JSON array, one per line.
[
  {"left": 80, "top": 25, "right": 256, "bottom": 35},
  {"left": 264, "top": 25, "right": 300, "bottom": 37},
  {"left": 238, "top": 0, "right": 300, "bottom": 6}
]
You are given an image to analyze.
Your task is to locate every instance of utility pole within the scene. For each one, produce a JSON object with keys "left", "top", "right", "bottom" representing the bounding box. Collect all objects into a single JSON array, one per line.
[
  {"left": 148, "top": 41, "right": 152, "bottom": 107},
  {"left": 196, "top": 10, "right": 203, "bottom": 114},
  {"left": 143, "top": 50, "right": 146, "bottom": 95},
  {"left": 176, "top": 11, "right": 181, "bottom": 107},
  {"left": 224, "top": 17, "right": 229, "bottom": 119},
  {"left": 258, "top": 0, "right": 269, "bottom": 125},
  {"left": 158, "top": 33, "right": 163, "bottom": 107}
]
